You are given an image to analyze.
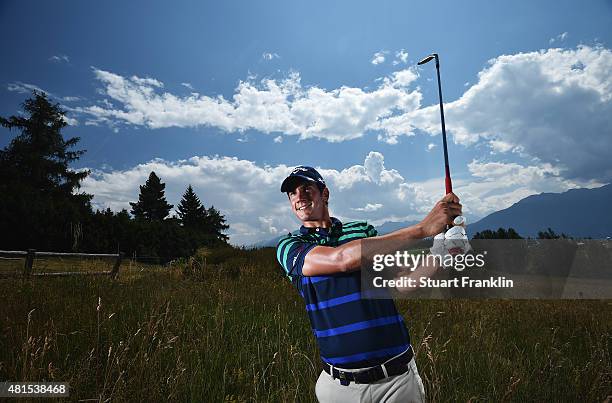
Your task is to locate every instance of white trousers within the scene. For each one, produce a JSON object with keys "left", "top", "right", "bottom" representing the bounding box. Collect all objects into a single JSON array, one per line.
[{"left": 315, "top": 358, "right": 426, "bottom": 403}]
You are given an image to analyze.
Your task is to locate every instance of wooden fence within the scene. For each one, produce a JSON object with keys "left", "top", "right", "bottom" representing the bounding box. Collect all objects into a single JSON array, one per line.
[{"left": 0, "top": 249, "right": 123, "bottom": 279}]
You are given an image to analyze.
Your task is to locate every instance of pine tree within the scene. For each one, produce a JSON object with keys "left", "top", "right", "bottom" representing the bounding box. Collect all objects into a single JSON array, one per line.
[
  {"left": 130, "top": 171, "right": 173, "bottom": 220},
  {"left": 506, "top": 228, "right": 523, "bottom": 239},
  {"left": 0, "top": 91, "right": 92, "bottom": 250},
  {"left": 205, "top": 205, "right": 229, "bottom": 243},
  {"left": 0, "top": 91, "right": 90, "bottom": 195},
  {"left": 177, "top": 185, "right": 207, "bottom": 229},
  {"left": 537, "top": 227, "right": 570, "bottom": 239}
]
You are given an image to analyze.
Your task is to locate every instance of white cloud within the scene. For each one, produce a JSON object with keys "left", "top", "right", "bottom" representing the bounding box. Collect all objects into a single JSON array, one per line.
[
  {"left": 258, "top": 216, "right": 279, "bottom": 234},
  {"left": 488, "top": 139, "right": 516, "bottom": 153},
  {"left": 406, "top": 45, "right": 612, "bottom": 182},
  {"left": 353, "top": 203, "right": 383, "bottom": 212},
  {"left": 49, "top": 54, "right": 69, "bottom": 63},
  {"left": 62, "top": 116, "right": 78, "bottom": 126},
  {"left": 371, "top": 51, "right": 388, "bottom": 65},
  {"left": 262, "top": 52, "right": 280, "bottom": 61},
  {"left": 427, "top": 143, "right": 436, "bottom": 151},
  {"left": 79, "top": 67, "right": 423, "bottom": 142},
  {"left": 384, "top": 68, "right": 419, "bottom": 88},
  {"left": 273, "top": 136, "right": 283, "bottom": 143},
  {"left": 7, "top": 82, "right": 81, "bottom": 105},
  {"left": 181, "top": 82, "right": 194, "bottom": 90},
  {"left": 7, "top": 82, "right": 46, "bottom": 94},
  {"left": 80, "top": 152, "right": 601, "bottom": 246},
  {"left": 549, "top": 32, "right": 568, "bottom": 44},
  {"left": 70, "top": 45, "right": 611, "bottom": 183},
  {"left": 393, "top": 50, "right": 408, "bottom": 65},
  {"left": 363, "top": 151, "right": 385, "bottom": 184},
  {"left": 130, "top": 75, "right": 163, "bottom": 87}
]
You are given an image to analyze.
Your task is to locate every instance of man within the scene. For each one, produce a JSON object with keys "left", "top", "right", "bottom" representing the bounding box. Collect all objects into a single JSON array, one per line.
[{"left": 276, "top": 166, "right": 462, "bottom": 402}]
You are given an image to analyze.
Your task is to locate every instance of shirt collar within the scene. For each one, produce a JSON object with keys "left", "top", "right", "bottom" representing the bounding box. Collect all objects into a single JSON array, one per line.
[{"left": 299, "top": 217, "right": 342, "bottom": 236}]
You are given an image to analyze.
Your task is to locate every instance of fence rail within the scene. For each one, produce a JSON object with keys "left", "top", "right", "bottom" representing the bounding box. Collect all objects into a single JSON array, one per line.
[{"left": 0, "top": 249, "right": 123, "bottom": 279}]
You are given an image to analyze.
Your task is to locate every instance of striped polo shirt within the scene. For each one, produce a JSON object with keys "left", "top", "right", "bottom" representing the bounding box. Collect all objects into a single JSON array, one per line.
[{"left": 276, "top": 217, "right": 411, "bottom": 369}]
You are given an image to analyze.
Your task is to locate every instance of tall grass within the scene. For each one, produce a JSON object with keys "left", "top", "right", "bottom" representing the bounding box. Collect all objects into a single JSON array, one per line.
[{"left": 0, "top": 247, "right": 610, "bottom": 402}]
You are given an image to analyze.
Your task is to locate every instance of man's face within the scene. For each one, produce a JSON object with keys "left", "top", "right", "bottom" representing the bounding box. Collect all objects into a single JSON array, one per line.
[{"left": 287, "top": 181, "right": 329, "bottom": 222}]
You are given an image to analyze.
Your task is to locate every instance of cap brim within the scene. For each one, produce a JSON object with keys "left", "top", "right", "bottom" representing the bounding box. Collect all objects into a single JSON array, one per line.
[{"left": 280, "top": 175, "right": 316, "bottom": 192}]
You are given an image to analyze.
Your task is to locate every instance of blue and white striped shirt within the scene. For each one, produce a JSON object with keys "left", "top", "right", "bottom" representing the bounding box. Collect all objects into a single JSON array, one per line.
[{"left": 276, "top": 217, "right": 411, "bottom": 369}]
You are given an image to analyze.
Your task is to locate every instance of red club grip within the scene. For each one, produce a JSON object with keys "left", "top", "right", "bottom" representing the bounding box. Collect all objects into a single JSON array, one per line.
[{"left": 445, "top": 176, "right": 453, "bottom": 194}]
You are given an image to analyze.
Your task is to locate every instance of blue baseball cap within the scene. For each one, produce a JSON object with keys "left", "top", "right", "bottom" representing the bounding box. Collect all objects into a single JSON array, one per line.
[{"left": 280, "top": 166, "right": 326, "bottom": 193}]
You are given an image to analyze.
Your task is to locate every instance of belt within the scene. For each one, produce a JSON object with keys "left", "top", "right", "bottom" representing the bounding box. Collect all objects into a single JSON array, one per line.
[{"left": 321, "top": 346, "right": 414, "bottom": 385}]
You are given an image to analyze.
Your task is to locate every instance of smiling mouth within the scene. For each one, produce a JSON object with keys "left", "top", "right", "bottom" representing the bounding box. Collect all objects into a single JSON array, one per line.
[{"left": 297, "top": 202, "right": 313, "bottom": 211}]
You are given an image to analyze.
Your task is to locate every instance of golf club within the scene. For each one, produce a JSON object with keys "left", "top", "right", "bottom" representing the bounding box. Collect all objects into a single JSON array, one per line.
[
  {"left": 418, "top": 53, "right": 467, "bottom": 233},
  {"left": 417, "top": 53, "right": 452, "bottom": 194}
]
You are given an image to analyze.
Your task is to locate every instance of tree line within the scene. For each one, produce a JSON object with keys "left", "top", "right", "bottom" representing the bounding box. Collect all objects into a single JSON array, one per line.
[
  {"left": 0, "top": 92, "right": 228, "bottom": 262},
  {"left": 472, "top": 227, "right": 574, "bottom": 239}
]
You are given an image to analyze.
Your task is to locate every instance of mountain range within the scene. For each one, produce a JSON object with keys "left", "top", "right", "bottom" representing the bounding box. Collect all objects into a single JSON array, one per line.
[{"left": 466, "top": 183, "right": 611, "bottom": 239}]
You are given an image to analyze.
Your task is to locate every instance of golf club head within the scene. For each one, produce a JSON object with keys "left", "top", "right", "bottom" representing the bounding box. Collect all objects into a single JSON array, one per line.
[{"left": 417, "top": 54, "right": 435, "bottom": 65}]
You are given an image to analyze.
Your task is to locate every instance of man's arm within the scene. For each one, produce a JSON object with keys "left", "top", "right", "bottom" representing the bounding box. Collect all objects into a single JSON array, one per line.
[
  {"left": 302, "top": 192, "right": 462, "bottom": 276},
  {"left": 301, "top": 225, "right": 424, "bottom": 276}
]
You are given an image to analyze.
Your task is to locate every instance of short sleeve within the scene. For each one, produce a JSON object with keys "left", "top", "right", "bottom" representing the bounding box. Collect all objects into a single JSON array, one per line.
[
  {"left": 344, "top": 221, "right": 378, "bottom": 238},
  {"left": 276, "top": 236, "right": 317, "bottom": 278}
]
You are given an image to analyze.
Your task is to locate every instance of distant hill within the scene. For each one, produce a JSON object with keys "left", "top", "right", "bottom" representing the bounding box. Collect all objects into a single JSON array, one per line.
[
  {"left": 467, "top": 184, "right": 612, "bottom": 239},
  {"left": 251, "top": 234, "right": 287, "bottom": 248}
]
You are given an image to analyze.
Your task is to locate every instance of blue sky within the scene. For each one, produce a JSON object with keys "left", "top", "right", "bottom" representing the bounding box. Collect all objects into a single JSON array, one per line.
[{"left": 1, "top": 0, "right": 611, "bottom": 245}]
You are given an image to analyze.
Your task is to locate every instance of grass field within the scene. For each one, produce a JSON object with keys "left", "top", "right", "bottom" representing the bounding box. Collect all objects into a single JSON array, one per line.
[{"left": 0, "top": 247, "right": 610, "bottom": 402}]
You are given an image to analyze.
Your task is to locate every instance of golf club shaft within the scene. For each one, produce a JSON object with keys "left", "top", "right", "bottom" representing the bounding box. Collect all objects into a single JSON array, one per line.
[{"left": 434, "top": 55, "right": 453, "bottom": 194}]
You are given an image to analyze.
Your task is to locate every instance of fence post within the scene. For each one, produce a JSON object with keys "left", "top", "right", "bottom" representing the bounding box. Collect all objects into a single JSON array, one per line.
[
  {"left": 110, "top": 252, "right": 123, "bottom": 279},
  {"left": 23, "top": 249, "right": 35, "bottom": 278}
]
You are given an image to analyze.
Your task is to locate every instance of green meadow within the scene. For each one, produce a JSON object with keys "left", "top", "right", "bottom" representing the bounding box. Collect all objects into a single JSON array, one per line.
[{"left": 0, "top": 247, "right": 610, "bottom": 402}]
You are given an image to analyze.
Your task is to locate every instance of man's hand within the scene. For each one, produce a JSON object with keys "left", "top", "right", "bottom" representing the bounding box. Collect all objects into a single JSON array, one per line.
[{"left": 418, "top": 193, "right": 462, "bottom": 237}]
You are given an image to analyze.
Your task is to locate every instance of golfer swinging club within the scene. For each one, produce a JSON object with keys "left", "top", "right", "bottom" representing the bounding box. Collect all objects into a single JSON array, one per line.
[{"left": 276, "top": 166, "right": 465, "bottom": 402}]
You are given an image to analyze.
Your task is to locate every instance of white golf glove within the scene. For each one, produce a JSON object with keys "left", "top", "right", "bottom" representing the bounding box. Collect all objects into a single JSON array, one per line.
[
  {"left": 430, "top": 232, "right": 448, "bottom": 257},
  {"left": 429, "top": 216, "right": 472, "bottom": 268},
  {"left": 444, "top": 225, "right": 472, "bottom": 255}
]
